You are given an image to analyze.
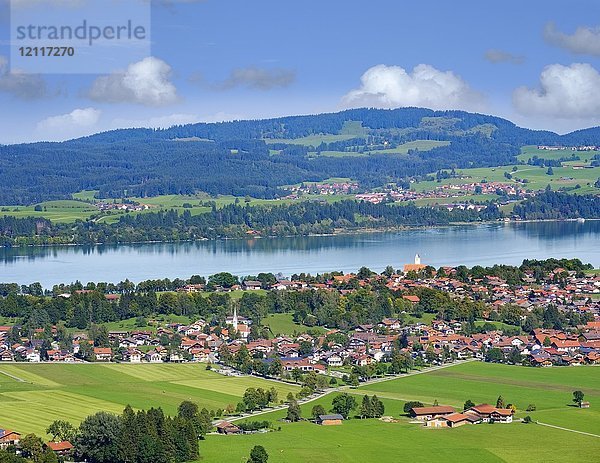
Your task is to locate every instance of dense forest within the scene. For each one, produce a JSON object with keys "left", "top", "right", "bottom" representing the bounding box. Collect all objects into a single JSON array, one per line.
[
  {"left": 512, "top": 191, "right": 600, "bottom": 220},
  {"left": 1, "top": 108, "right": 598, "bottom": 204},
  {"left": 0, "top": 200, "right": 502, "bottom": 246}
]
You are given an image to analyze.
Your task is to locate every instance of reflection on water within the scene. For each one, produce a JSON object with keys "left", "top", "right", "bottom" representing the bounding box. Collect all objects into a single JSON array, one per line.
[{"left": 1, "top": 221, "right": 599, "bottom": 287}]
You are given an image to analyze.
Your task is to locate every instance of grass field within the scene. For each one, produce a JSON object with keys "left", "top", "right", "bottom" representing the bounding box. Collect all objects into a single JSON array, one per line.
[
  {"left": 0, "top": 200, "right": 99, "bottom": 223},
  {"left": 0, "top": 364, "right": 298, "bottom": 437},
  {"left": 370, "top": 139, "right": 450, "bottom": 155},
  {"left": 518, "top": 146, "right": 600, "bottom": 163},
  {"left": 201, "top": 362, "right": 600, "bottom": 462},
  {"left": 263, "top": 313, "right": 327, "bottom": 336},
  {"left": 412, "top": 164, "right": 600, "bottom": 195},
  {"left": 360, "top": 362, "right": 600, "bottom": 434}
]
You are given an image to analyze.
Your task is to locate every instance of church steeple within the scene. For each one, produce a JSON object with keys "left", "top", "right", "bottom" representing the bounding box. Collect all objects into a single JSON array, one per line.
[
  {"left": 414, "top": 253, "right": 421, "bottom": 265},
  {"left": 232, "top": 306, "right": 238, "bottom": 332}
]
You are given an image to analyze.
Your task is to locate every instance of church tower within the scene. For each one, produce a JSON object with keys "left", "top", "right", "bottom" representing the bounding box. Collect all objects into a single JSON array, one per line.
[
  {"left": 414, "top": 253, "right": 421, "bottom": 265},
  {"left": 232, "top": 307, "right": 239, "bottom": 332}
]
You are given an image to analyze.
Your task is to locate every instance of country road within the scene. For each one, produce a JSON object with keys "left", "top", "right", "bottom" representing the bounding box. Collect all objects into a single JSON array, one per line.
[{"left": 224, "top": 359, "right": 475, "bottom": 423}]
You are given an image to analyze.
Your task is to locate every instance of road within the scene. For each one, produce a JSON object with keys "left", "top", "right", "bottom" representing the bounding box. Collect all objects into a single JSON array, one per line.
[{"left": 224, "top": 359, "right": 475, "bottom": 423}]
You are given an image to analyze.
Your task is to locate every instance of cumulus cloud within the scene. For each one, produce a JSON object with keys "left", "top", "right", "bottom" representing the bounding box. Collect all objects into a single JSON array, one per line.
[
  {"left": 0, "top": 55, "right": 48, "bottom": 99},
  {"left": 36, "top": 107, "right": 101, "bottom": 140},
  {"left": 484, "top": 49, "right": 524, "bottom": 65},
  {"left": 342, "top": 64, "right": 485, "bottom": 111},
  {"left": 88, "top": 57, "right": 178, "bottom": 106},
  {"left": 544, "top": 22, "right": 600, "bottom": 56},
  {"left": 513, "top": 63, "right": 600, "bottom": 118},
  {"left": 217, "top": 67, "right": 296, "bottom": 90}
]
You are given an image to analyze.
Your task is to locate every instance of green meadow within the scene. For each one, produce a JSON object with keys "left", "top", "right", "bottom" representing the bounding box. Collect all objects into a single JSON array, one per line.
[
  {"left": 0, "top": 200, "right": 99, "bottom": 223},
  {"left": 263, "top": 313, "right": 327, "bottom": 336},
  {"left": 201, "top": 362, "right": 600, "bottom": 462},
  {"left": 412, "top": 163, "right": 600, "bottom": 195},
  {"left": 0, "top": 364, "right": 298, "bottom": 438},
  {"left": 359, "top": 362, "right": 600, "bottom": 434},
  {"left": 517, "top": 145, "right": 600, "bottom": 163}
]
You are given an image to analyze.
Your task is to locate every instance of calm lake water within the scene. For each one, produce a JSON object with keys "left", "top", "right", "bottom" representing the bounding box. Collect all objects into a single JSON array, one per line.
[{"left": 1, "top": 221, "right": 599, "bottom": 287}]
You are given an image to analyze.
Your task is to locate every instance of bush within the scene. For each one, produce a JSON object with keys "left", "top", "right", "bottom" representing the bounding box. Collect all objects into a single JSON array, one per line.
[
  {"left": 526, "top": 404, "right": 536, "bottom": 412},
  {"left": 523, "top": 416, "right": 533, "bottom": 424}
]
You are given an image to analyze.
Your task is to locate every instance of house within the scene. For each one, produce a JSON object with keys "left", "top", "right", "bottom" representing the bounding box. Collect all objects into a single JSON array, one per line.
[
  {"left": 326, "top": 354, "right": 343, "bottom": 367},
  {"left": 316, "top": 414, "right": 344, "bottom": 425},
  {"left": 45, "top": 441, "right": 74, "bottom": 457},
  {"left": 215, "top": 421, "right": 241, "bottom": 434},
  {"left": 580, "top": 401, "right": 590, "bottom": 409},
  {"left": 145, "top": 350, "right": 163, "bottom": 363},
  {"left": 466, "top": 404, "right": 514, "bottom": 423},
  {"left": 445, "top": 413, "right": 480, "bottom": 427},
  {"left": 424, "top": 416, "right": 448, "bottom": 428},
  {"left": 123, "top": 348, "right": 142, "bottom": 363},
  {"left": 0, "top": 429, "right": 20, "bottom": 449},
  {"left": 490, "top": 409, "right": 514, "bottom": 423},
  {"left": 409, "top": 406, "right": 455, "bottom": 421},
  {"left": 242, "top": 280, "right": 262, "bottom": 290},
  {"left": 93, "top": 347, "right": 112, "bottom": 362},
  {"left": 0, "top": 350, "right": 14, "bottom": 362}
]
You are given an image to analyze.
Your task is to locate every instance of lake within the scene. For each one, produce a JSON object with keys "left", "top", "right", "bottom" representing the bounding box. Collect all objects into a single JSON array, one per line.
[{"left": 1, "top": 221, "right": 599, "bottom": 287}]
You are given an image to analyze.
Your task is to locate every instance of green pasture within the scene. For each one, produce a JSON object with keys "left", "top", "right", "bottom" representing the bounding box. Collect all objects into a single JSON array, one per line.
[
  {"left": 263, "top": 313, "right": 327, "bottom": 336},
  {"left": 202, "top": 363, "right": 600, "bottom": 462},
  {"left": 0, "top": 364, "right": 298, "bottom": 437}
]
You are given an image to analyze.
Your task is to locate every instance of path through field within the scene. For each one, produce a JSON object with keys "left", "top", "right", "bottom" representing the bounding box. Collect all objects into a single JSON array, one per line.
[{"left": 536, "top": 421, "right": 600, "bottom": 439}]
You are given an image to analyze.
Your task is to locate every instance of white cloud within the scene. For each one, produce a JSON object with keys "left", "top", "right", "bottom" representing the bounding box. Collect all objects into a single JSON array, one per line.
[
  {"left": 88, "top": 57, "right": 178, "bottom": 106},
  {"left": 544, "top": 22, "right": 600, "bottom": 56},
  {"left": 36, "top": 107, "right": 101, "bottom": 141},
  {"left": 484, "top": 49, "right": 524, "bottom": 65},
  {"left": 513, "top": 63, "right": 600, "bottom": 118},
  {"left": 0, "top": 55, "right": 48, "bottom": 99},
  {"left": 342, "top": 64, "right": 485, "bottom": 111}
]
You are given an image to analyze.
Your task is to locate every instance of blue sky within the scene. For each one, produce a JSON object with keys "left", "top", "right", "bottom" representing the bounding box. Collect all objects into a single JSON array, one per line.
[{"left": 1, "top": 0, "right": 600, "bottom": 143}]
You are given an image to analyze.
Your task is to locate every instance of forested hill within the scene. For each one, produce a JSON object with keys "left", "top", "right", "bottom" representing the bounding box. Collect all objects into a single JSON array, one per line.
[{"left": 0, "top": 108, "right": 598, "bottom": 204}]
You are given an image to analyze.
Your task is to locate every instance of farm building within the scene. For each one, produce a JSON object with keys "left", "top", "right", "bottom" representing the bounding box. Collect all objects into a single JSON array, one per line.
[{"left": 316, "top": 414, "right": 344, "bottom": 426}]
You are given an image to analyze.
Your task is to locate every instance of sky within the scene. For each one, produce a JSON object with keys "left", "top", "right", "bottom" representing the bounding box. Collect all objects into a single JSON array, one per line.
[{"left": 0, "top": 0, "right": 600, "bottom": 143}]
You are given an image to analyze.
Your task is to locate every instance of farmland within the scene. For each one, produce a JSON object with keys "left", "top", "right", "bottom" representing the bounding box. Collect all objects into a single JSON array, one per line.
[
  {"left": 202, "top": 362, "right": 600, "bottom": 462},
  {"left": 0, "top": 364, "right": 298, "bottom": 438},
  {"left": 263, "top": 313, "right": 327, "bottom": 336},
  {"left": 0, "top": 361, "right": 598, "bottom": 461}
]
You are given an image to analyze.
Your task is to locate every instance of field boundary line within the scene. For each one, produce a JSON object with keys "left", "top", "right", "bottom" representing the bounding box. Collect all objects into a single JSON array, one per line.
[
  {"left": 536, "top": 421, "right": 600, "bottom": 438},
  {"left": 0, "top": 369, "right": 26, "bottom": 382}
]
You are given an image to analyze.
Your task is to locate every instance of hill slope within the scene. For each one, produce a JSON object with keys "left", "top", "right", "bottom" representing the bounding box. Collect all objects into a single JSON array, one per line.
[{"left": 0, "top": 108, "right": 597, "bottom": 204}]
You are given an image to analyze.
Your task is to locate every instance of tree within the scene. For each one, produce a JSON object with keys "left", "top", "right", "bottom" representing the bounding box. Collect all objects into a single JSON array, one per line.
[
  {"left": 75, "top": 412, "right": 122, "bottom": 463},
  {"left": 46, "top": 420, "right": 77, "bottom": 442},
  {"left": 286, "top": 400, "right": 302, "bottom": 422},
  {"left": 464, "top": 399, "right": 475, "bottom": 411},
  {"left": 485, "top": 348, "right": 504, "bottom": 363},
  {"left": 496, "top": 395, "right": 505, "bottom": 408},
  {"left": 526, "top": 404, "right": 537, "bottom": 412},
  {"left": 371, "top": 395, "right": 385, "bottom": 418},
  {"left": 311, "top": 404, "right": 326, "bottom": 421},
  {"left": 573, "top": 390, "right": 585, "bottom": 407},
  {"left": 291, "top": 368, "right": 303, "bottom": 384},
  {"left": 331, "top": 393, "right": 356, "bottom": 419},
  {"left": 546, "top": 166, "right": 554, "bottom": 175},
  {"left": 360, "top": 395, "right": 372, "bottom": 419},
  {"left": 247, "top": 445, "right": 268, "bottom": 463},
  {"left": 19, "top": 434, "right": 44, "bottom": 462},
  {"left": 403, "top": 401, "right": 424, "bottom": 414}
]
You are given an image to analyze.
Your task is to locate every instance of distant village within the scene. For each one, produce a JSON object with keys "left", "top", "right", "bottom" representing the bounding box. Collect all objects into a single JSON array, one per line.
[{"left": 1, "top": 255, "right": 599, "bottom": 371}]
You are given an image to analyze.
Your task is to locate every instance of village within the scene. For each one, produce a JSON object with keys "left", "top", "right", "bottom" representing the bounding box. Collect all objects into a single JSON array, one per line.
[{"left": 1, "top": 256, "right": 599, "bottom": 371}]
